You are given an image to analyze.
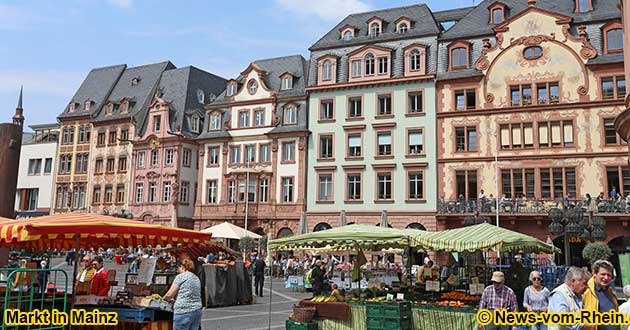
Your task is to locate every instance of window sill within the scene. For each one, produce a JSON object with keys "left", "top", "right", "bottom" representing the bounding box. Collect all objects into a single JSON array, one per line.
[
  {"left": 406, "top": 199, "right": 427, "bottom": 204},
  {"left": 316, "top": 200, "right": 335, "bottom": 204},
  {"left": 280, "top": 160, "right": 297, "bottom": 165},
  {"left": 345, "top": 157, "right": 364, "bottom": 161},
  {"left": 345, "top": 200, "right": 363, "bottom": 204},
  {"left": 114, "top": 202, "right": 125, "bottom": 206},
  {"left": 374, "top": 200, "right": 394, "bottom": 204},
  {"left": 183, "top": 165, "right": 191, "bottom": 168},
  {"left": 318, "top": 119, "right": 336, "bottom": 124},
  {"left": 405, "top": 112, "right": 426, "bottom": 117},
  {"left": 375, "top": 114, "right": 394, "bottom": 120},
  {"left": 207, "top": 164, "right": 220, "bottom": 168},
  {"left": 375, "top": 155, "right": 394, "bottom": 160},
  {"left": 454, "top": 150, "right": 478, "bottom": 154},
  {"left": 405, "top": 153, "right": 426, "bottom": 158},
  {"left": 179, "top": 202, "right": 190, "bottom": 206},
  {"left": 317, "top": 158, "right": 335, "bottom": 162},
  {"left": 345, "top": 117, "right": 365, "bottom": 122}
]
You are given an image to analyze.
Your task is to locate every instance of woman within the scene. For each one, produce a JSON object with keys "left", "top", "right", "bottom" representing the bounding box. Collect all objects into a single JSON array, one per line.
[
  {"left": 164, "top": 258, "right": 202, "bottom": 330},
  {"left": 523, "top": 270, "right": 550, "bottom": 330},
  {"left": 90, "top": 256, "right": 110, "bottom": 296}
]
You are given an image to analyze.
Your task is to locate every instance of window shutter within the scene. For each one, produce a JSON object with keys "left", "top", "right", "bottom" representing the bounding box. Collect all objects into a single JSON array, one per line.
[
  {"left": 378, "top": 133, "right": 391, "bottom": 145},
  {"left": 409, "top": 132, "right": 422, "bottom": 145},
  {"left": 524, "top": 125, "right": 534, "bottom": 145},
  {"left": 563, "top": 123, "right": 574, "bottom": 143},
  {"left": 501, "top": 127, "right": 510, "bottom": 147},
  {"left": 551, "top": 122, "right": 562, "bottom": 144},
  {"left": 512, "top": 126, "right": 522, "bottom": 145},
  {"left": 349, "top": 136, "right": 361, "bottom": 147},
  {"left": 539, "top": 124, "right": 548, "bottom": 144}
]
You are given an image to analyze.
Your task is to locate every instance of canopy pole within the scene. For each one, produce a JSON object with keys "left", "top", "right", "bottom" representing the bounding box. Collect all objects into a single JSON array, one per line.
[{"left": 71, "top": 235, "right": 80, "bottom": 308}]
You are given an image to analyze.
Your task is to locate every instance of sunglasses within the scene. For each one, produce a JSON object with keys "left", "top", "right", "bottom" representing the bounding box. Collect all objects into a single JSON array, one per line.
[{"left": 532, "top": 278, "right": 542, "bottom": 281}]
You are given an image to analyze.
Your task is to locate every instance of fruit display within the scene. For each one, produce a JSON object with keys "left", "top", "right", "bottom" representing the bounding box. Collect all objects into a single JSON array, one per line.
[
  {"left": 365, "top": 296, "right": 388, "bottom": 303},
  {"left": 311, "top": 295, "right": 339, "bottom": 303},
  {"left": 434, "top": 300, "right": 466, "bottom": 307},
  {"left": 440, "top": 291, "right": 480, "bottom": 301},
  {"left": 146, "top": 294, "right": 165, "bottom": 301}
]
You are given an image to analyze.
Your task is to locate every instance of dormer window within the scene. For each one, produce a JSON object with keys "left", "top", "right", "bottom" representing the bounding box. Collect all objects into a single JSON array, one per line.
[
  {"left": 210, "top": 113, "right": 221, "bottom": 130},
  {"left": 197, "top": 89, "right": 205, "bottom": 104},
  {"left": 281, "top": 76, "right": 293, "bottom": 90},
  {"left": 131, "top": 77, "right": 141, "bottom": 86},
  {"left": 227, "top": 82, "right": 237, "bottom": 96},
  {"left": 247, "top": 80, "right": 258, "bottom": 94},
  {"left": 448, "top": 41, "right": 470, "bottom": 70},
  {"left": 410, "top": 49, "right": 422, "bottom": 71},
  {"left": 104, "top": 103, "right": 113, "bottom": 115},
  {"left": 370, "top": 23, "right": 380, "bottom": 36},
  {"left": 398, "top": 23, "right": 408, "bottom": 33},
  {"left": 322, "top": 60, "right": 332, "bottom": 81},
  {"left": 492, "top": 8, "right": 503, "bottom": 23},
  {"left": 343, "top": 31, "right": 353, "bottom": 41},
  {"left": 603, "top": 21, "right": 623, "bottom": 54},
  {"left": 404, "top": 44, "right": 427, "bottom": 76},
  {"left": 190, "top": 115, "right": 200, "bottom": 133},
  {"left": 365, "top": 54, "right": 375, "bottom": 75},
  {"left": 284, "top": 105, "right": 297, "bottom": 125},
  {"left": 120, "top": 101, "right": 128, "bottom": 114},
  {"left": 69, "top": 102, "right": 77, "bottom": 113},
  {"left": 576, "top": 0, "right": 592, "bottom": 12}
]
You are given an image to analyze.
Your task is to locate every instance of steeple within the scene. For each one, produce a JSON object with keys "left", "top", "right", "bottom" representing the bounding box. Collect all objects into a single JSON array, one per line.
[{"left": 12, "top": 86, "right": 24, "bottom": 128}]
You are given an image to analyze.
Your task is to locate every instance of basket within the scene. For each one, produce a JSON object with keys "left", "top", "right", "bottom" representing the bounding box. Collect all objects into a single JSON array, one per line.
[{"left": 292, "top": 305, "right": 316, "bottom": 323}]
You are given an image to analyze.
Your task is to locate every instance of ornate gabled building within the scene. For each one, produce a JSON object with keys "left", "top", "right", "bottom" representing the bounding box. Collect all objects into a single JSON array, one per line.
[
  {"left": 435, "top": 0, "right": 626, "bottom": 260},
  {"left": 90, "top": 61, "right": 175, "bottom": 217},
  {"left": 53, "top": 64, "right": 126, "bottom": 213},
  {"left": 194, "top": 55, "right": 309, "bottom": 236},
  {"left": 129, "top": 66, "right": 226, "bottom": 228},
  {"left": 304, "top": 4, "right": 448, "bottom": 232}
]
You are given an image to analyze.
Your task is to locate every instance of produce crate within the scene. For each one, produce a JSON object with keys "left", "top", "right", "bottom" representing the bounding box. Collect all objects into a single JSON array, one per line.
[
  {"left": 366, "top": 301, "right": 411, "bottom": 319},
  {"left": 82, "top": 306, "right": 156, "bottom": 322},
  {"left": 367, "top": 317, "right": 411, "bottom": 330},
  {"left": 286, "top": 319, "right": 318, "bottom": 330}
]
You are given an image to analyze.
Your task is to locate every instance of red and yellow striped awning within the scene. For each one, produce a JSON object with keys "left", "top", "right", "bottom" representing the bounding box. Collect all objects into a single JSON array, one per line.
[{"left": 0, "top": 213, "right": 212, "bottom": 249}]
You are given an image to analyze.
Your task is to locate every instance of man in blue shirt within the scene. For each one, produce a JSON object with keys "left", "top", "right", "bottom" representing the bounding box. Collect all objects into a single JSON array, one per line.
[
  {"left": 548, "top": 266, "right": 589, "bottom": 330},
  {"left": 582, "top": 260, "right": 619, "bottom": 330}
]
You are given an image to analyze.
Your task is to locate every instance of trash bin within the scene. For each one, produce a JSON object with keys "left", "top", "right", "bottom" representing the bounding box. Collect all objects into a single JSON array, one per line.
[{"left": 115, "top": 255, "right": 122, "bottom": 265}]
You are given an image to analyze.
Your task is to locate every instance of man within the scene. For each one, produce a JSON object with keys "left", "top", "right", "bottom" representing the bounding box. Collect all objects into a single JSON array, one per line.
[
  {"left": 479, "top": 271, "right": 518, "bottom": 330},
  {"left": 90, "top": 256, "right": 110, "bottom": 296},
  {"left": 76, "top": 255, "right": 95, "bottom": 295},
  {"left": 582, "top": 260, "right": 619, "bottom": 330},
  {"left": 417, "top": 260, "right": 435, "bottom": 283},
  {"left": 548, "top": 266, "right": 590, "bottom": 330},
  {"left": 254, "top": 254, "right": 266, "bottom": 297},
  {"left": 311, "top": 260, "right": 325, "bottom": 297}
]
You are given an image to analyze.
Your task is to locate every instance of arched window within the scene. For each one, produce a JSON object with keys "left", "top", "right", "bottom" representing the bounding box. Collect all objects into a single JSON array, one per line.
[
  {"left": 398, "top": 23, "right": 408, "bottom": 33},
  {"left": 343, "top": 31, "right": 353, "bottom": 41},
  {"left": 523, "top": 46, "right": 543, "bottom": 60},
  {"left": 322, "top": 60, "right": 332, "bottom": 81},
  {"left": 492, "top": 8, "right": 503, "bottom": 24},
  {"left": 370, "top": 23, "right": 380, "bottom": 36},
  {"left": 197, "top": 89, "right": 205, "bottom": 103},
  {"left": 277, "top": 227, "right": 293, "bottom": 238},
  {"left": 406, "top": 223, "right": 426, "bottom": 230},
  {"left": 606, "top": 28, "right": 623, "bottom": 52},
  {"left": 410, "top": 49, "right": 422, "bottom": 71},
  {"left": 247, "top": 80, "right": 258, "bottom": 94},
  {"left": 451, "top": 47, "right": 467, "bottom": 68},
  {"left": 365, "top": 53, "right": 375, "bottom": 75},
  {"left": 314, "top": 223, "right": 332, "bottom": 232}
]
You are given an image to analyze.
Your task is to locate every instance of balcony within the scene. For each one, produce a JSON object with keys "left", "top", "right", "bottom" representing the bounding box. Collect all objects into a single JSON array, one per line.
[{"left": 437, "top": 198, "right": 630, "bottom": 215}]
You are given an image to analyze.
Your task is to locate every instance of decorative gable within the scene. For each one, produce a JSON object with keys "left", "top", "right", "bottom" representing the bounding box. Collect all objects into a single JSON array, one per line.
[
  {"left": 394, "top": 17, "right": 412, "bottom": 33},
  {"left": 366, "top": 16, "right": 383, "bottom": 36}
]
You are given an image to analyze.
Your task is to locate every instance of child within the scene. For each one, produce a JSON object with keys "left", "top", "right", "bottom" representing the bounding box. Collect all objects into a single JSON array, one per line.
[{"left": 331, "top": 283, "right": 341, "bottom": 296}]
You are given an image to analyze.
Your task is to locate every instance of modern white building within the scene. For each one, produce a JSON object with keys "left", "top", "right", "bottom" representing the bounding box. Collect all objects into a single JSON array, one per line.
[{"left": 15, "top": 124, "right": 60, "bottom": 217}]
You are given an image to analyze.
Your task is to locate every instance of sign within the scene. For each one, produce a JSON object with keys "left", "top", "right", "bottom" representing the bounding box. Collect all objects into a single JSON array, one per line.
[
  {"left": 426, "top": 281, "right": 440, "bottom": 292},
  {"left": 396, "top": 293, "right": 405, "bottom": 301},
  {"left": 470, "top": 283, "right": 485, "bottom": 295},
  {"left": 136, "top": 257, "right": 157, "bottom": 284},
  {"left": 619, "top": 254, "right": 630, "bottom": 287}
]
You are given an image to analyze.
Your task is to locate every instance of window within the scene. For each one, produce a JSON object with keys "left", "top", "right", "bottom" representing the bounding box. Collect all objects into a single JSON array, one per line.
[
  {"left": 364, "top": 54, "right": 375, "bottom": 75},
  {"left": 606, "top": 166, "right": 630, "bottom": 196},
  {"left": 377, "top": 57, "right": 388, "bottom": 75},
  {"left": 211, "top": 114, "right": 221, "bottom": 130},
  {"left": 456, "top": 170, "right": 478, "bottom": 199},
  {"left": 238, "top": 179, "right": 246, "bottom": 202},
  {"left": 95, "top": 158, "right": 103, "bottom": 173},
  {"left": 282, "top": 76, "right": 293, "bottom": 90},
  {"left": 151, "top": 150, "right": 159, "bottom": 166},
  {"left": 207, "top": 180, "right": 217, "bottom": 204},
  {"left": 408, "top": 129, "right": 423, "bottom": 155},
  {"left": 538, "top": 121, "right": 574, "bottom": 147},
  {"left": 227, "top": 83, "right": 237, "bottom": 96},
  {"left": 348, "top": 134, "right": 362, "bottom": 157},
  {"left": 282, "top": 142, "right": 295, "bottom": 162},
  {"left": 601, "top": 76, "right": 626, "bottom": 99},
  {"left": 377, "top": 94, "right": 392, "bottom": 116},
  {"left": 320, "top": 99, "right": 334, "bottom": 120},
  {"left": 492, "top": 8, "right": 503, "bottom": 24},
  {"left": 61, "top": 127, "right": 75, "bottom": 145},
  {"left": 410, "top": 49, "right": 422, "bottom": 71},
  {"left": 451, "top": 47, "right": 467, "bottom": 68},
  {"left": 348, "top": 97, "right": 362, "bottom": 118},
  {"left": 398, "top": 23, "right": 408, "bottom": 33},
  {"left": 163, "top": 181, "right": 171, "bottom": 203},
  {"left": 208, "top": 147, "right": 220, "bottom": 166},
  {"left": 106, "top": 157, "right": 115, "bottom": 173},
  {"left": 254, "top": 110, "right": 265, "bottom": 126},
  {"left": 120, "top": 102, "right": 129, "bottom": 113},
  {"left": 343, "top": 31, "right": 353, "bottom": 41},
  {"left": 148, "top": 182, "right": 157, "bottom": 203},
  {"left": 534, "top": 82, "right": 559, "bottom": 104},
  {"left": 377, "top": 172, "right": 392, "bottom": 200},
  {"left": 135, "top": 183, "right": 143, "bottom": 203},
  {"left": 44, "top": 158, "right": 52, "bottom": 174},
  {"left": 260, "top": 144, "right": 270, "bottom": 163},
  {"left": 191, "top": 116, "right": 200, "bottom": 133},
  {"left": 408, "top": 91, "right": 423, "bottom": 113},
  {"left": 347, "top": 174, "right": 361, "bottom": 200},
  {"left": 248, "top": 178, "right": 256, "bottom": 202},
  {"left": 239, "top": 111, "right": 250, "bottom": 128},
  {"left": 71, "top": 184, "right": 86, "bottom": 209},
  {"left": 455, "top": 89, "right": 476, "bottom": 110},
  {"left": 540, "top": 167, "right": 576, "bottom": 199},
  {"left": 28, "top": 159, "right": 42, "bottom": 175},
  {"left": 69, "top": 103, "right": 77, "bottom": 112},
  {"left": 318, "top": 174, "right": 333, "bottom": 201},
  {"left": 510, "top": 84, "right": 533, "bottom": 106},
  {"left": 58, "top": 154, "right": 72, "bottom": 174},
  {"left": 284, "top": 106, "right": 297, "bottom": 125},
  {"left": 370, "top": 23, "right": 380, "bottom": 36},
  {"left": 55, "top": 185, "right": 69, "bottom": 209},
  {"left": 247, "top": 80, "right": 258, "bottom": 94},
  {"left": 118, "top": 155, "right": 127, "bottom": 172},
  {"left": 455, "top": 126, "right": 477, "bottom": 151},
  {"left": 500, "top": 123, "right": 534, "bottom": 149},
  {"left": 120, "top": 127, "right": 129, "bottom": 142},
  {"left": 352, "top": 60, "right": 361, "bottom": 78},
  {"left": 75, "top": 154, "right": 88, "bottom": 174},
  {"left": 319, "top": 135, "right": 333, "bottom": 159},
  {"left": 97, "top": 130, "right": 106, "bottom": 146},
  {"left": 501, "top": 168, "right": 536, "bottom": 198},
  {"left": 259, "top": 178, "right": 269, "bottom": 202},
  {"left": 524, "top": 46, "right": 543, "bottom": 60},
  {"left": 109, "top": 130, "right": 117, "bottom": 144},
  {"left": 153, "top": 115, "right": 161, "bottom": 132},
  {"left": 377, "top": 132, "right": 392, "bottom": 156},
  {"left": 165, "top": 149, "right": 174, "bottom": 165},
  {"left": 606, "top": 29, "right": 623, "bottom": 52},
  {"left": 78, "top": 126, "right": 90, "bottom": 144},
  {"left": 408, "top": 171, "right": 424, "bottom": 200},
  {"left": 137, "top": 152, "right": 146, "bottom": 168},
  {"left": 180, "top": 148, "right": 190, "bottom": 167},
  {"left": 230, "top": 146, "right": 241, "bottom": 164},
  {"left": 245, "top": 145, "right": 256, "bottom": 163},
  {"left": 116, "top": 184, "right": 125, "bottom": 204},
  {"left": 180, "top": 181, "right": 189, "bottom": 203},
  {"left": 322, "top": 60, "right": 332, "bottom": 81},
  {"left": 17, "top": 188, "right": 38, "bottom": 211},
  {"left": 577, "top": 0, "right": 590, "bottom": 12},
  {"left": 604, "top": 118, "right": 627, "bottom": 145},
  {"left": 93, "top": 186, "right": 102, "bottom": 205},
  {"left": 197, "top": 89, "right": 205, "bottom": 103},
  {"left": 104, "top": 185, "right": 113, "bottom": 204}
]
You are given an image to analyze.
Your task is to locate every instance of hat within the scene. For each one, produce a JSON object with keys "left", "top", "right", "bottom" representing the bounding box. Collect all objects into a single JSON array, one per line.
[{"left": 491, "top": 271, "right": 505, "bottom": 283}]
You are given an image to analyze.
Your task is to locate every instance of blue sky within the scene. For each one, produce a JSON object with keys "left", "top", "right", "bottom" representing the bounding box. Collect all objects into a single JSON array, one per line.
[{"left": 0, "top": 0, "right": 474, "bottom": 130}]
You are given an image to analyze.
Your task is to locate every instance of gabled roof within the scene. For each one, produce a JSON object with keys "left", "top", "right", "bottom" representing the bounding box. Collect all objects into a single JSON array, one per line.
[
  {"left": 440, "top": 0, "right": 621, "bottom": 40},
  {"left": 310, "top": 4, "right": 440, "bottom": 50},
  {"left": 347, "top": 44, "right": 393, "bottom": 57}
]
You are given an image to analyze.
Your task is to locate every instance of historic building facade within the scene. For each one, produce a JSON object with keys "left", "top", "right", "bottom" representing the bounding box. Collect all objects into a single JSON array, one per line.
[
  {"left": 128, "top": 67, "right": 226, "bottom": 228},
  {"left": 436, "top": 0, "right": 626, "bottom": 247},
  {"left": 194, "top": 55, "right": 309, "bottom": 236},
  {"left": 304, "top": 4, "right": 455, "bottom": 233}
]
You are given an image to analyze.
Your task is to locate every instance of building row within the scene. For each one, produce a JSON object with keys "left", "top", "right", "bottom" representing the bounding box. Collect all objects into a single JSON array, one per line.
[{"left": 14, "top": 0, "right": 629, "bottom": 252}]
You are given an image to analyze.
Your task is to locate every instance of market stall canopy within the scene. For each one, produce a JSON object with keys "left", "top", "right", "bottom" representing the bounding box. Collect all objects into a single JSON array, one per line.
[
  {"left": 268, "top": 224, "right": 417, "bottom": 251},
  {"left": 0, "top": 213, "right": 212, "bottom": 249},
  {"left": 409, "top": 223, "right": 560, "bottom": 253},
  {"left": 200, "top": 222, "right": 262, "bottom": 240},
  {"left": 168, "top": 243, "right": 241, "bottom": 260}
]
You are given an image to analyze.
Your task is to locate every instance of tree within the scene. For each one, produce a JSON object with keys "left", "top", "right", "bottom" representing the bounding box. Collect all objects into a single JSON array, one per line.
[
  {"left": 239, "top": 236, "right": 256, "bottom": 253},
  {"left": 582, "top": 242, "right": 612, "bottom": 265}
]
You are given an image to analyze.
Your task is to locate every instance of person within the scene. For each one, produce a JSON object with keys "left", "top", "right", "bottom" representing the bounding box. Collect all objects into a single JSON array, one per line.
[
  {"left": 331, "top": 283, "right": 341, "bottom": 296},
  {"left": 523, "top": 271, "right": 550, "bottom": 330},
  {"left": 77, "top": 255, "right": 95, "bottom": 284},
  {"left": 205, "top": 252, "right": 215, "bottom": 264},
  {"left": 548, "top": 266, "right": 589, "bottom": 330},
  {"left": 90, "top": 256, "right": 110, "bottom": 296},
  {"left": 479, "top": 271, "right": 518, "bottom": 330},
  {"left": 582, "top": 260, "right": 619, "bottom": 330},
  {"left": 37, "top": 259, "right": 50, "bottom": 295},
  {"left": 128, "top": 257, "right": 139, "bottom": 274},
  {"left": 311, "top": 260, "right": 325, "bottom": 296},
  {"left": 417, "top": 260, "right": 435, "bottom": 283},
  {"left": 67, "top": 248, "right": 75, "bottom": 266},
  {"left": 610, "top": 186, "right": 618, "bottom": 199},
  {"left": 618, "top": 286, "right": 630, "bottom": 330},
  {"left": 254, "top": 254, "right": 266, "bottom": 297},
  {"left": 164, "top": 259, "right": 202, "bottom": 330}
]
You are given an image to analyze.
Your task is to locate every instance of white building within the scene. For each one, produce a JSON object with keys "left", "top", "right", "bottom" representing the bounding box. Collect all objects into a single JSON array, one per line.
[{"left": 15, "top": 124, "right": 60, "bottom": 217}]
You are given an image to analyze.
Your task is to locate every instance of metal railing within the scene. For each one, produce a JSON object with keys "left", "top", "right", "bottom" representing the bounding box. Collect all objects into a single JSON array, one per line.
[{"left": 437, "top": 198, "right": 630, "bottom": 215}]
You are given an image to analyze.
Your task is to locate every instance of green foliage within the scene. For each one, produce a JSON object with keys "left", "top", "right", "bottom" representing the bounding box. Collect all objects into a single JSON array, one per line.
[
  {"left": 582, "top": 242, "right": 612, "bottom": 264},
  {"left": 239, "top": 236, "right": 256, "bottom": 252},
  {"left": 259, "top": 235, "right": 268, "bottom": 253}
]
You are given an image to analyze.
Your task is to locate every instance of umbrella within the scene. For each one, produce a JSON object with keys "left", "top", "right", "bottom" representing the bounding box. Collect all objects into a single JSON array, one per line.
[
  {"left": 200, "top": 222, "right": 261, "bottom": 240},
  {"left": 379, "top": 210, "right": 388, "bottom": 227},
  {"left": 340, "top": 210, "right": 347, "bottom": 226},
  {"left": 298, "top": 211, "right": 308, "bottom": 235}
]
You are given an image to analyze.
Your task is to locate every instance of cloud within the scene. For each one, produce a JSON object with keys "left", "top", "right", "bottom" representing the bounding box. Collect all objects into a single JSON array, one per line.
[
  {"left": 274, "top": 0, "right": 372, "bottom": 21},
  {"left": 107, "top": 0, "right": 133, "bottom": 9}
]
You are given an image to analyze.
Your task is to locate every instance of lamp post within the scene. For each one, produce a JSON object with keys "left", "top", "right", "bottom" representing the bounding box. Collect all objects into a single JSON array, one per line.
[{"left": 548, "top": 206, "right": 606, "bottom": 266}]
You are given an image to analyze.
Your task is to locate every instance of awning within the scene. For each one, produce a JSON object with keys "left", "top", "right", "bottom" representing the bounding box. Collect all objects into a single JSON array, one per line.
[{"left": 200, "top": 222, "right": 262, "bottom": 240}]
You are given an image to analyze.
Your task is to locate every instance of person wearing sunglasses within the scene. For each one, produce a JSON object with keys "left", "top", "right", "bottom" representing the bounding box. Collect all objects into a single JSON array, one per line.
[{"left": 523, "top": 270, "right": 550, "bottom": 330}]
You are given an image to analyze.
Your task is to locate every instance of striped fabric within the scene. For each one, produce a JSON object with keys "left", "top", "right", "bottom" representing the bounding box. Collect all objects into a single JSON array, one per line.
[
  {"left": 0, "top": 213, "right": 212, "bottom": 249},
  {"left": 317, "top": 305, "right": 366, "bottom": 330},
  {"left": 412, "top": 307, "right": 477, "bottom": 330}
]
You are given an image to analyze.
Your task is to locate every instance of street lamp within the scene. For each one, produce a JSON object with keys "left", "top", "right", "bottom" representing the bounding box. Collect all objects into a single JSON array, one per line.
[{"left": 548, "top": 206, "right": 606, "bottom": 266}]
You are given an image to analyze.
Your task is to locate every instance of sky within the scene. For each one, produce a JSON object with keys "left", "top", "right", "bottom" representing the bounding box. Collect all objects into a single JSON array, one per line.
[{"left": 0, "top": 0, "right": 475, "bottom": 130}]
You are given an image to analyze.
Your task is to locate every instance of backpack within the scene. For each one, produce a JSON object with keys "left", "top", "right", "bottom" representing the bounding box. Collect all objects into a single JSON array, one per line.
[{"left": 305, "top": 269, "right": 314, "bottom": 285}]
